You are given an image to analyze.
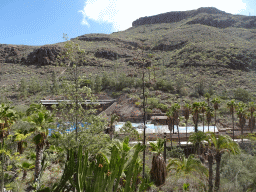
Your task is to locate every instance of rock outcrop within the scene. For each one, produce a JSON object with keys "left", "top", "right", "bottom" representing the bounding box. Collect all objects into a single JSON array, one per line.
[
  {"left": 0, "top": 44, "right": 31, "bottom": 64},
  {"left": 26, "top": 45, "right": 64, "bottom": 66},
  {"left": 95, "top": 48, "right": 132, "bottom": 60},
  {"left": 132, "top": 7, "right": 256, "bottom": 29}
]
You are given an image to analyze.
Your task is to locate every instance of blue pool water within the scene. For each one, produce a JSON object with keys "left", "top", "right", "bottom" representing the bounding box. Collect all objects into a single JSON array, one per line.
[
  {"left": 115, "top": 122, "right": 217, "bottom": 133},
  {"left": 48, "top": 122, "right": 91, "bottom": 136}
]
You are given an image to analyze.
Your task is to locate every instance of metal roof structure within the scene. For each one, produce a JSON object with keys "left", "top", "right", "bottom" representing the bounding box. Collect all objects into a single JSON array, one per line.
[{"left": 40, "top": 99, "right": 116, "bottom": 105}]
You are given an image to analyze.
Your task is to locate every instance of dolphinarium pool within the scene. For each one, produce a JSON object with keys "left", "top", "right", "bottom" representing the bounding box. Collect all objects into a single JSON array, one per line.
[{"left": 115, "top": 122, "right": 217, "bottom": 134}]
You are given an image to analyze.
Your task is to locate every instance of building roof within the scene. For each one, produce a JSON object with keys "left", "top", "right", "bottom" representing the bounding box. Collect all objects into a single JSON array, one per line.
[{"left": 150, "top": 116, "right": 168, "bottom": 120}]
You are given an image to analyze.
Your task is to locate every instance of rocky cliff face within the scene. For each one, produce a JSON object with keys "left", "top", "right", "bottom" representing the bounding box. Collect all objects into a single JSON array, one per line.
[{"left": 132, "top": 7, "right": 256, "bottom": 29}]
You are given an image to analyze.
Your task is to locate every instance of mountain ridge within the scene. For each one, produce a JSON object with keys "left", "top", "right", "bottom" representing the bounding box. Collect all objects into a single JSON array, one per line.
[{"left": 132, "top": 7, "right": 256, "bottom": 29}]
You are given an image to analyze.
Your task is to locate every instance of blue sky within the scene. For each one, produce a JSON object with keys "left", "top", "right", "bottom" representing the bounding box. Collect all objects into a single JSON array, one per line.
[{"left": 0, "top": 0, "right": 255, "bottom": 46}]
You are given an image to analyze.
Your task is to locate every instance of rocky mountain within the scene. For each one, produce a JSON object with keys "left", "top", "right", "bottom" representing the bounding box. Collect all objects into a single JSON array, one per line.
[{"left": 132, "top": 7, "right": 256, "bottom": 29}]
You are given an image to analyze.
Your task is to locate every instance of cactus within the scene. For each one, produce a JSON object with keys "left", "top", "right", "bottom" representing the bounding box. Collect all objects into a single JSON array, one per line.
[{"left": 52, "top": 139, "right": 147, "bottom": 192}]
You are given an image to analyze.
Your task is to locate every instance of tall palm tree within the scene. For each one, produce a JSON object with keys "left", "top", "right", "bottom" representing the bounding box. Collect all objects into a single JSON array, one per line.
[
  {"left": 171, "top": 103, "right": 181, "bottom": 146},
  {"left": 183, "top": 103, "right": 191, "bottom": 145},
  {"left": 236, "top": 106, "right": 247, "bottom": 143},
  {"left": 149, "top": 138, "right": 167, "bottom": 186},
  {"left": 206, "top": 133, "right": 240, "bottom": 191},
  {"left": 206, "top": 107, "right": 213, "bottom": 132},
  {"left": 110, "top": 113, "right": 119, "bottom": 140},
  {"left": 166, "top": 110, "right": 174, "bottom": 148},
  {"left": 192, "top": 102, "right": 200, "bottom": 132},
  {"left": 25, "top": 109, "right": 54, "bottom": 182},
  {"left": 248, "top": 102, "right": 256, "bottom": 133},
  {"left": 227, "top": 99, "right": 237, "bottom": 141},
  {"left": 199, "top": 101, "right": 207, "bottom": 132},
  {"left": 211, "top": 97, "right": 220, "bottom": 134}
]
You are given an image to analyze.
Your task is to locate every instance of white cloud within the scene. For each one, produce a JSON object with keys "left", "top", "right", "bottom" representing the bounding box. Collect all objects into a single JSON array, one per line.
[{"left": 79, "top": 0, "right": 247, "bottom": 31}]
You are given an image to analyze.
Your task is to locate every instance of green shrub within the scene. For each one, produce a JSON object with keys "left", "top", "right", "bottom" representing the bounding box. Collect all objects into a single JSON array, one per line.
[
  {"left": 179, "top": 87, "right": 189, "bottom": 96},
  {"left": 167, "top": 146, "right": 185, "bottom": 158},
  {"left": 155, "top": 79, "right": 174, "bottom": 92},
  {"left": 147, "top": 97, "right": 160, "bottom": 109},
  {"left": 94, "top": 75, "right": 102, "bottom": 93},
  {"left": 112, "top": 91, "right": 122, "bottom": 98},
  {"left": 234, "top": 88, "right": 252, "bottom": 102},
  {"left": 102, "top": 72, "right": 111, "bottom": 90}
]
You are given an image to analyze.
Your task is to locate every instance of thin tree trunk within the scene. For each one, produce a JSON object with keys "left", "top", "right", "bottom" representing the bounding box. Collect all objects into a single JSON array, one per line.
[
  {"left": 177, "top": 124, "right": 180, "bottom": 147},
  {"left": 214, "top": 110, "right": 216, "bottom": 134},
  {"left": 34, "top": 145, "right": 43, "bottom": 182},
  {"left": 208, "top": 122, "right": 210, "bottom": 132},
  {"left": 214, "top": 153, "right": 222, "bottom": 191},
  {"left": 208, "top": 153, "right": 214, "bottom": 192},
  {"left": 186, "top": 120, "right": 188, "bottom": 148}
]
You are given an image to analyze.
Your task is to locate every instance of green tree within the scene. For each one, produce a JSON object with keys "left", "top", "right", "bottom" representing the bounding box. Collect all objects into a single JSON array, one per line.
[
  {"left": 227, "top": 99, "right": 237, "bottom": 140},
  {"left": 188, "top": 131, "right": 207, "bottom": 156},
  {"left": 0, "top": 103, "right": 17, "bottom": 192},
  {"left": 206, "top": 107, "right": 214, "bottom": 132},
  {"left": 199, "top": 101, "right": 207, "bottom": 132},
  {"left": 192, "top": 102, "right": 200, "bottom": 132},
  {"left": 24, "top": 108, "right": 54, "bottom": 182},
  {"left": 166, "top": 110, "right": 174, "bottom": 148},
  {"left": 149, "top": 138, "right": 167, "bottom": 186},
  {"left": 167, "top": 154, "right": 208, "bottom": 185},
  {"left": 183, "top": 103, "right": 191, "bottom": 144},
  {"left": 206, "top": 133, "right": 240, "bottom": 191},
  {"left": 211, "top": 97, "right": 220, "bottom": 133},
  {"left": 171, "top": 103, "right": 181, "bottom": 146},
  {"left": 236, "top": 105, "right": 247, "bottom": 143},
  {"left": 248, "top": 102, "right": 256, "bottom": 133}
]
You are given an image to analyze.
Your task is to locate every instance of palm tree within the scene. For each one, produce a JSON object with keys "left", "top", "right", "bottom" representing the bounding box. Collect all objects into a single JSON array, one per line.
[
  {"left": 236, "top": 106, "right": 247, "bottom": 143},
  {"left": 149, "top": 138, "right": 167, "bottom": 186},
  {"left": 211, "top": 97, "right": 220, "bottom": 134},
  {"left": 207, "top": 133, "right": 240, "bottom": 191},
  {"left": 248, "top": 102, "right": 256, "bottom": 133},
  {"left": 206, "top": 107, "right": 213, "bottom": 132},
  {"left": 199, "top": 101, "right": 207, "bottom": 132},
  {"left": 0, "top": 104, "right": 17, "bottom": 142},
  {"left": 166, "top": 110, "right": 174, "bottom": 148},
  {"left": 227, "top": 99, "right": 237, "bottom": 141},
  {"left": 0, "top": 104, "right": 17, "bottom": 192},
  {"left": 25, "top": 109, "right": 54, "bottom": 182},
  {"left": 188, "top": 131, "right": 207, "bottom": 156},
  {"left": 171, "top": 103, "right": 181, "bottom": 146},
  {"left": 183, "top": 103, "right": 191, "bottom": 145},
  {"left": 110, "top": 113, "right": 119, "bottom": 140},
  {"left": 192, "top": 102, "right": 200, "bottom": 132},
  {"left": 167, "top": 154, "right": 208, "bottom": 185}
]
